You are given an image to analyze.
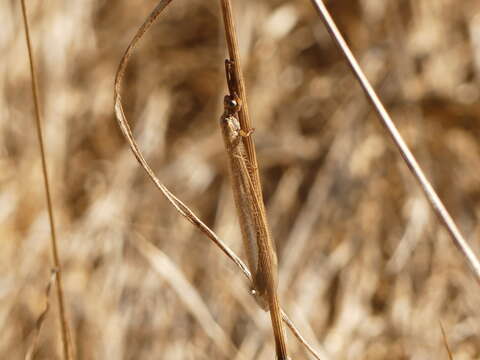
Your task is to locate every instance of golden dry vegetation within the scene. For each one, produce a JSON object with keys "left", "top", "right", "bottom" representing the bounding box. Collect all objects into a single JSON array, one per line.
[{"left": 2, "top": 0, "right": 480, "bottom": 359}]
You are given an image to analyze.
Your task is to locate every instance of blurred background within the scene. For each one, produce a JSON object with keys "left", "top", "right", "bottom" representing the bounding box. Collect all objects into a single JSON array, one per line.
[{"left": 2, "top": 0, "right": 480, "bottom": 359}]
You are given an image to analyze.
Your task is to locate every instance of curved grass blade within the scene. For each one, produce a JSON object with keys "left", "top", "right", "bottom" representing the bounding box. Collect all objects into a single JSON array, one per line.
[{"left": 113, "top": 1, "right": 323, "bottom": 359}]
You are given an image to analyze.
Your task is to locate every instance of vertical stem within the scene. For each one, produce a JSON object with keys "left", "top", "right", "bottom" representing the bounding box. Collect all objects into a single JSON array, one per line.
[
  {"left": 20, "top": 2, "right": 72, "bottom": 359},
  {"left": 219, "top": 0, "right": 263, "bottom": 199},
  {"left": 219, "top": 1, "right": 289, "bottom": 359}
]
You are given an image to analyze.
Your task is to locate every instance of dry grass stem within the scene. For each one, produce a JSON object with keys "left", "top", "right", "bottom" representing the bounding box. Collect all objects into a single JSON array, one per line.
[
  {"left": 219, "top": 0, "right": 263, "bottom": 195},
  {"left": 220, "top": 2, "right": 289, "bottom": 357},
  {"left": 440, "top": 322, "right": 454, "bottom": 360},
  {"left": 309, "top": 0, "right": 480, "bottom": 284},
  {"left": 20, "top": 1, "right": 72, "bottom": 359},
  {"left": 281, "top": 310, "right": 327, "bottom": 360},
  {"left": 220, "top": 91, "right": 289, "bottom": 358}
]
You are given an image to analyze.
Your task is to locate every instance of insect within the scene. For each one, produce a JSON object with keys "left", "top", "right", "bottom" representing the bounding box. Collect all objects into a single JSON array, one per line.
[{"left": 219, "top": 60, "right": 289, "bottom": 359}]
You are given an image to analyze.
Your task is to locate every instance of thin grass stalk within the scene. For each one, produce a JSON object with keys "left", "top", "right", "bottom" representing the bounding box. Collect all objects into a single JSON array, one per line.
[
  {"left": 220, "top": 96, "right": 289, "bottom": 359},
  {"left": 20, "top": 1, "right": 72, "bottom": 359},
  {"left": 309, "top": 0, "right": 480, "bottom": 284},
  {"left": 219, "top": 2, "right": 289, "bottom": 358},
  {"left": 218, "top": 0, "right": 264, "bottom": 199},
  {"left": 439, "top": 322, "right": 454, "bottom": 360}
]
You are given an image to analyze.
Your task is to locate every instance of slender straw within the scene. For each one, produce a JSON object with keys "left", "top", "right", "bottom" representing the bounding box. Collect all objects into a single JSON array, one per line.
[
  {"left": 218, "top": 0, "right": 264, "bottom": 200},
  {"left": 20, "top": 2, "right": 72, "bottom": 359},
  {"left": 309, "top": 0, "right": 480, "bottom": 283},
  {"left": 218, "top": 2, "right": 290, "bottom": 359}
]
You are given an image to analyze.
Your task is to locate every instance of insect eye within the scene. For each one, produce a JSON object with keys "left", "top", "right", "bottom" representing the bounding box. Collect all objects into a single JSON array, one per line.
[{"left": 224, "top": 95, "right": 238, "bottom": 109}]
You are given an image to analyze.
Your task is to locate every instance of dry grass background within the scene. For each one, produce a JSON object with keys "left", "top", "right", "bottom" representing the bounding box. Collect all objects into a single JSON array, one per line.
[{"left": 2, "top": 0, "right": 480, "bottom": 359}]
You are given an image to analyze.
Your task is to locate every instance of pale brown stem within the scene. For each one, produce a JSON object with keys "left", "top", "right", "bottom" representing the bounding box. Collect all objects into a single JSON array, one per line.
[
  {"left": 309, "top": 0, "right": 480, "bottom": 284},
  {"left": 20, "top": 1, "right": 72, "bottom": 359},
  {"left": 219, "top": 2, "right": 290, "bottom": 359},
  {"left": 220, "top": 112, "right": 289, "bottom": 359},
  {"left": 218, "top": 0, "right": 264, "bottom": 199}
]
